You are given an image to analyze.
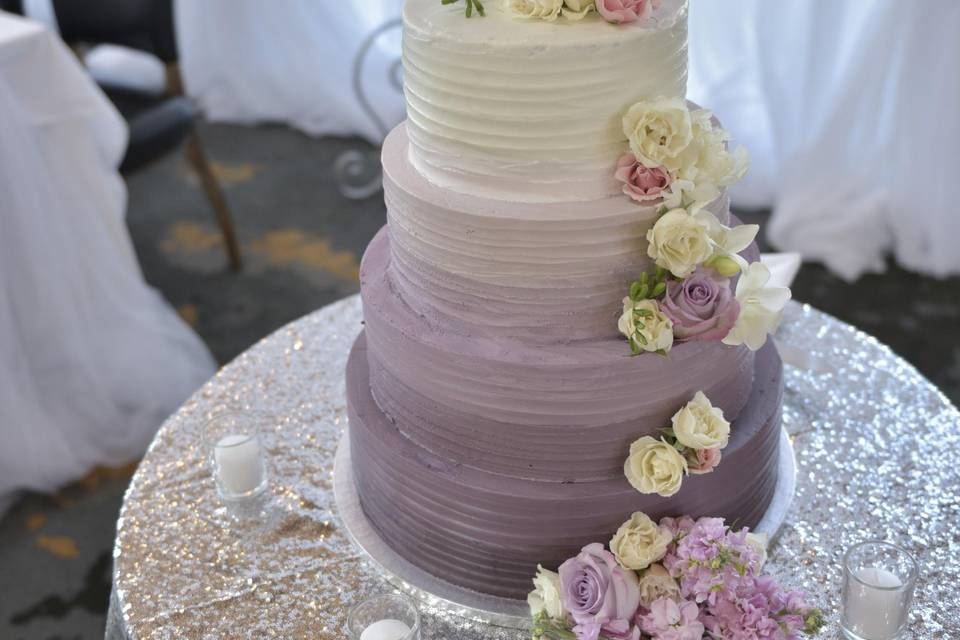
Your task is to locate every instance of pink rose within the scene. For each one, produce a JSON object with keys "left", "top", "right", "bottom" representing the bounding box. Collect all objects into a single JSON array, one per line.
[
  {"left": 596, "top": 0, "right": 660, "bottom": 24},
  {"left": 685, "top": 447, "right": 722, "bottom": 475},
  {"left": 615, "top": 153, "right": 672, "bottom": 203}
]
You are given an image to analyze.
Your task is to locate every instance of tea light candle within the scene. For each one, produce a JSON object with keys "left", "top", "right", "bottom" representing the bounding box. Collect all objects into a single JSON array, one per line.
[
  {"left": 360, "top": 619, "right": 412, "bottom": 640},
  {"left": 844, "top": 567, "right": 904, "bottom": 639},
  {"left": 214, "top": 434, "right": 263, "bottom": 495}
]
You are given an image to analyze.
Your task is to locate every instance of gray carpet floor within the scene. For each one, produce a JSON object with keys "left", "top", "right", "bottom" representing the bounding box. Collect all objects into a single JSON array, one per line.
[{"left": 1, "top": 121, "right": 958, "bottom": 640}]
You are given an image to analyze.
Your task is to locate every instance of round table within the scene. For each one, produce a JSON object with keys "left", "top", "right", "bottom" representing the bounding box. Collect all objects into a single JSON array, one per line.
[{"left": 106, "top": 296, "right": 960, "bottom": 639}]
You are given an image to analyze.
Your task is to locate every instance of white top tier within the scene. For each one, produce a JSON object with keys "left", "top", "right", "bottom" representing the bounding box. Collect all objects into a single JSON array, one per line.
[{"left": 402, "top": 0, "right": 688, "bottom": 203}]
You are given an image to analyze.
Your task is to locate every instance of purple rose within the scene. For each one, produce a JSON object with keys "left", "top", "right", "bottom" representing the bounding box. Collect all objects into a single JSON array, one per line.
[
  {"left": 661, "top": 268, "right": 740, "bottom": 342},
  {"left": 560, "top": 543, "right": 642, "bottom": 640}
]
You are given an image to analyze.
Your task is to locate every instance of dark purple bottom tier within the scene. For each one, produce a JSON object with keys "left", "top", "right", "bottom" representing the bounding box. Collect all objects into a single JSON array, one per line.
[{"left": 348, "top": 334, "right": 783, "bottom": 600}]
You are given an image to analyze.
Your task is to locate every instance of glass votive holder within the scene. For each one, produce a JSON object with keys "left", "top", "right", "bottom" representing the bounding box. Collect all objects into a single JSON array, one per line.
[
  {"left": 202, "top": 412, "right": 269, "bottom": 502},
  {"left": 841, "top": 540, "right": 918, "bottom": 640},
  {"left": 346, "top": 593, "right": 421, "bottom": 640}
]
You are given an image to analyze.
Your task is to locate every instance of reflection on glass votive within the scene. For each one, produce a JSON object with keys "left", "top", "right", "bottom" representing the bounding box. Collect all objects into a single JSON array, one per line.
[
  {"left": 346, "top": 593, "right": 421, "bottom": 640},
  {"left": 841, "top": 540, "right": 918, "bottom": 640},
  {"left": 202, "top": 413, "right": 268, "bottom": 501}
]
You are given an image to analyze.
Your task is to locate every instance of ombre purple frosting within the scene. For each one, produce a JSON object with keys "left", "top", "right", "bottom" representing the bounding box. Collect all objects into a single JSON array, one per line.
[{"left": 345, "top": 121, "right": 784, "bottom": 601}]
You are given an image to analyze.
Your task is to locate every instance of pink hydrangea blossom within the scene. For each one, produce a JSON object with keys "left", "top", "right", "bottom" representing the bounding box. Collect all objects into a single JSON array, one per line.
[
  {"left": 596, "top": 0, "right": 660, "bottom": 24},
  {"left": 639, "top": 597, "right": 704, "bottom": 640}
]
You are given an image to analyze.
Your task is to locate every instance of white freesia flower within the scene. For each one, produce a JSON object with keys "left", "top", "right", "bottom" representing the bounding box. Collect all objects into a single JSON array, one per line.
[
  {"left": 622, "top": 97, "right": 693, "bottom": 172},
  {"left": 527, "top": 565, "right": 566, "bottom": 618},
  {"left": 637, "top": 564, "right": 681, "bottom": 608},
  {"left": 618, "top": 298, "right": 674, "bottom": 354},
  {"left": 624, "top": 436, "right": 687, "bottom": 497},
  {"left": 722, "top": 262, "right": 792, "bottom": 351},
  {"left": 695, "top": 210, "right": 759, "bottom": 276},
  {"left": 502, "top": 0, "right": 564, "bottom": 20},
  {"left": 610, "top": 512, "right": 673, "bottom": 570},
  {"left": 562, "top": 0, "right": 595, "bottom": 19},
  {"left": 671, "top": 391, "right": 730, "bottom": 451},
  {"left": 646, "top": 208, "right": 714, "bottom": 278},
  {"left": 745, "top": 532, "right": 769, "bottom": 570}
]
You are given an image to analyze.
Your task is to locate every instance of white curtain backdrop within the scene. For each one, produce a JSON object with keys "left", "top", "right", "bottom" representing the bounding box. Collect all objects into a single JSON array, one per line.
[
  {"left": 171, "top": 0, "right": 960, "bottom": 281},
  {"left": 689, "top": 0, "right": 960, "bottom": 281},
  {"left": 175, "top": 0, "right": 406, "bottom": 144},
  {"left": 0, "top": 14, "right": 216, "bottom": 514}
]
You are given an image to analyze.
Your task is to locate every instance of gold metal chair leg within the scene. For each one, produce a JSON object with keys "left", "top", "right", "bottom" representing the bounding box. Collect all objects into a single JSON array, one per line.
[{"left": 185, "top": 133, "right": 243, "bottom": 272}]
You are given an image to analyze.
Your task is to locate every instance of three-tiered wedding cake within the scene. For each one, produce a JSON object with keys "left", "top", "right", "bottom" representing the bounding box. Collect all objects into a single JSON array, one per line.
[{"left": 347, "top": 0, "right": 788, "bottom": 600}]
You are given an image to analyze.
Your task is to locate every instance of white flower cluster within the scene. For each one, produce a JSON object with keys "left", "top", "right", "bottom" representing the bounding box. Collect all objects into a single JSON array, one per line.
[
  {"left": 501, "top": 0, "right": 595, "bottom": 21},
  {"left": 622, "top": 97, "right": 749, "bottom": 212},
  {"left": 624, "top": 391, "right": 731, "bottom": 497}
]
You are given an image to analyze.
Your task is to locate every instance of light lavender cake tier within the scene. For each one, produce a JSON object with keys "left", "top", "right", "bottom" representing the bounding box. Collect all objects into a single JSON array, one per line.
[
  {"left": 348, "top": 332, "right": 782, "bottom": 599},
  {"left": 361, "top": 228, "right": 755, "bottom": 482},
  {"left": 385, "top": 123, "right": 733, "bottom": 342}
]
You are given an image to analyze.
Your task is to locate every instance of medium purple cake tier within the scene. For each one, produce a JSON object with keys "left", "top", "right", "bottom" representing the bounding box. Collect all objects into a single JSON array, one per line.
[
  {"left": 348, "top": 332, "right": 783, "bottom": 599},
  {"left": 360, "top": 228, "right": 756, "bottom": 482}
]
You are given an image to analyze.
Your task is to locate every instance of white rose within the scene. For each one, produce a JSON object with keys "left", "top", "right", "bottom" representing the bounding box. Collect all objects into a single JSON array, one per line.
[
  {"left": 722, "top": 262, "right": 791, "bottom": 351},
  {"left": 646, "top": 208, "right": 714, "bottom": 278},
  {"left": 671, "top": 391, "right": 730, "bottom": 451},
  {"left": 618, "top": 298, "right": 674, "bottom": 354},
  {"left": 745, "top": 532, "right": 769, "bottom": 570},
  {"left": 502, "top": 0, "right": 564, "bottom": 20},
  {"left": 527, "top": 565, "right": 566, "bottom": 619},
  {"left": 637, "top": 564, "right": 681, "bottom": 608},
  {"left": 610, "top": 512, "right": 673, "bottom": 570},
  {"left": 622, "top": 97, "right": 693, "bottom": 172},
  {"left": 562, "top": 0, "right": 595, "bottom": 19},
  {"left": 624, "top": 436, "right": 687, "bottom": 497}
]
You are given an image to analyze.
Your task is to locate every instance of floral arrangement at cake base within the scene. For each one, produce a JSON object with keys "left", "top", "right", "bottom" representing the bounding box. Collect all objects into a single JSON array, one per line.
[{"left": 528, "top": 512, "right": 824, "bottom": 640}]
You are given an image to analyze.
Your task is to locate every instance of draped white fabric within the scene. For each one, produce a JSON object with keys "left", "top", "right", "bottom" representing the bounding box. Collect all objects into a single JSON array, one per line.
[
  {"left": 175, "top": 0, "right": 405, "bottom": 144},
  {"left": 0, "top": 13, "right": 216, "bottom": 514},
  {"left": 688, "top": 0, "right": 960, "bottom": 280}
]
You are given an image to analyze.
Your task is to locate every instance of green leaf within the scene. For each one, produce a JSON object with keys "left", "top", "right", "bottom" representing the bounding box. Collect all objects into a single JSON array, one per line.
[
  {"left": 442, "top": 0, "right": 485, "bottom": 18},
  {"left": 629, "top": 281, "right": 643, "bottom": 300},
  {"left": 651, "top": 281, "right": 666, "bottom": 298},
  {"left": 634, "top": 331, "right": 648, "bottom": 346}
]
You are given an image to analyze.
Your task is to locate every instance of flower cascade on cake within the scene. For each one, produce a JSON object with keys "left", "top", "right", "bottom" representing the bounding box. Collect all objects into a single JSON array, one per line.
[
  {"left": 528, "top": 512, "right": 825, "bottom": 640},
  {"left": 616, "top": 97, "right": 791, "bottom": 357}
]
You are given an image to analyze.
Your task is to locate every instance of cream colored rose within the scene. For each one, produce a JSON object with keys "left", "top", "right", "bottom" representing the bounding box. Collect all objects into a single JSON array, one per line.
[
  {"left": 637, "top": 563, "right": 681, "bottom": 608},
  {"left": 622, "top": 97, "right": 693, "bottom": 171},
  {"left": 745, "top": 532, "right": 769, "bottom": 570},
  {"left": 610, "top": 512, "right": 673, "bottom": 570},
  {"left": 670, "top": 108, "right": 750, "bottom": 209},
  {"left": 562, "top": 0, "right": 595, "bottom": 19},
  {"left": 502, "top": 0, "right": 564, "bottom": 20},
  {"left": 618, "top": 298, "right": 674, "bottom": 354},
  {"left": 671, "top": 391, "right": 730, "bottom": 451},
  {"left": 624, "top": 436, "right": 687, "bottom": 497},
  {"left": 527, "top": 564, "right": 566, "bottom": 618},
  {"left": 646, "top": 208, "right": 713, "bottom": 278}
]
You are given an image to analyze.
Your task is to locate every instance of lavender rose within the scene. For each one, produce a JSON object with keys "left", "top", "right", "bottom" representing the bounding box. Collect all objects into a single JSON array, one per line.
[
  {"left": 661, "top": 268, "right": 739, "bottom": 342},
  {"left": 559, "top": 543, "right": 642, "bottom": 640},
  {"left": 614, "top": 153, "right": 672, "bottom": 204}
]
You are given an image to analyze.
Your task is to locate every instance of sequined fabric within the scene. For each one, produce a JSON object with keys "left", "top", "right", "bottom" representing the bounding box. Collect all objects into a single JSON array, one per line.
[{"left": 106, "top": 296, "right": 960, "bottom": 639}]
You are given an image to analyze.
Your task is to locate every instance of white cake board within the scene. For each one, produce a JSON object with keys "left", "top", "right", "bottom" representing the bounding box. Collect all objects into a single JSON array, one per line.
[{"left": 333, "top": 428, "right": 796, "bottom": 629}]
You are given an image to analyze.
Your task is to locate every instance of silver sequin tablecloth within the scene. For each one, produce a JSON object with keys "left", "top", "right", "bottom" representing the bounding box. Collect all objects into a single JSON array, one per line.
[{"left": 106, "top": 296, "right": 960, "bottom": 639}]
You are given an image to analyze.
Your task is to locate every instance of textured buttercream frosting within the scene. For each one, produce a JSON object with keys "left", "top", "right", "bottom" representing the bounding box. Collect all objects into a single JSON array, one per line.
[
  {"left": 403, "top": 0, "right": 689, "bottom": 202},
  {"left": 349, "top": 332, "right": 782, "bottom": 599},
  {"left": 385, "top": 123, "right": 731, "bottom": 340}
]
